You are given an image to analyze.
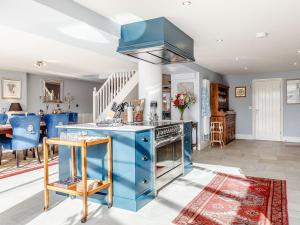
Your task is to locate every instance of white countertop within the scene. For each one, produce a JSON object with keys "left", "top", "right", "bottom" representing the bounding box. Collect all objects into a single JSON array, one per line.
[{"left": 57, "top": 123, "right": 155, "bottom": 132}]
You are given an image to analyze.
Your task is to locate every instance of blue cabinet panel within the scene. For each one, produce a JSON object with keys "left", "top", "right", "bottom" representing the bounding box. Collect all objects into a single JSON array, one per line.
[
  {"left": 135, "top": 130, "right": 152, "bottom": 197},
  {"left": 58, "top": 128, "right": 154, "bottom": 211},
  {"left": 184, "top": 122, "right": 193, "bottom": 173}
]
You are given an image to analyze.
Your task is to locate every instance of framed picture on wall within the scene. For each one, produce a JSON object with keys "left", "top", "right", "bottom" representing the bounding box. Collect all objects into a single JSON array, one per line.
[
  {"left": 2, "top": 79, "right": 21, "bottom": 99},
  {"left": 287, "top": 79, "right": 300, "bottom": 104},
  {"left": 235, "top": 86, "right": 246, "bottom": 97}
]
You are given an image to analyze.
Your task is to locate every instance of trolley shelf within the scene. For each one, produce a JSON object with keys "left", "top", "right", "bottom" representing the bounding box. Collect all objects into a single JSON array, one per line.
[
  {"left": 47, "top": 180, "right": 111, "bottom": 197},
  {"left": 43, "top": 136, "right": 113, "bottom": 223}
]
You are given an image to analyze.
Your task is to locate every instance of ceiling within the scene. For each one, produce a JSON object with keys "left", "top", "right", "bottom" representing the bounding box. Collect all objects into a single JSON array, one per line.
[
  {"left": 0, "top": 0, "right": 136, "bottom": 80},
  {"left": 75, "top": 0, "right": 300, "bottom": 75},
  {"left": 0, "top": 25, "right": 135, "bottom": 80}
]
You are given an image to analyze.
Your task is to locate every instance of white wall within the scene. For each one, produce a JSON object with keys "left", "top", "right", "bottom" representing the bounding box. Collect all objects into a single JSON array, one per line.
[
  {"left": 171, "top": 72, "right": 200, "bottom": 148},
  {"left": 138, "top": 62, "right": 162, "bottom": 120},
  {"left": 169, "top": 64, "right": 224, "bottom": 150},
  {"left": 171, "top": 73, "right": 200, "bottom": 122},
  {"left": 0, "top": 70, "right": 27, "bottom": 111}
]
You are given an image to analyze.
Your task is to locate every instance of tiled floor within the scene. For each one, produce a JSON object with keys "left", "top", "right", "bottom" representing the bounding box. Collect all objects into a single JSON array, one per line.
[
  {"left": 194, "top": 139, "right": 300, "bottom": 224},
  {"left": 0, "top": 139, "right": 299, "bottom": 225}
]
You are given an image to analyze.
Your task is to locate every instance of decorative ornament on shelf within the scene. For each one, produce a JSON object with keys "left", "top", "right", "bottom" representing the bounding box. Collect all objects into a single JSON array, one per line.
[
  {"left": 39, "top": 95, "right": 50, "bottom": 113},
  {"left": 64, "top": 93, "right": 75, "bottom": 111},
  {"left": 173, "top": 92, "right": 196, "bottom": 120}
]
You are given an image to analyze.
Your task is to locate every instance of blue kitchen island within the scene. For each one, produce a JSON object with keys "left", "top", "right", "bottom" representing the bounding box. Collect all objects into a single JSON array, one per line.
[{"left": 57, "top": 121, "right": 192, "bottom": 211}]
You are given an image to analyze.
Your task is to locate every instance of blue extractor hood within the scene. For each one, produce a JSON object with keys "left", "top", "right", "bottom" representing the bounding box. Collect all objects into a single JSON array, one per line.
[{"left": 117, "top": 17, "right": 195, "bottom": 65}]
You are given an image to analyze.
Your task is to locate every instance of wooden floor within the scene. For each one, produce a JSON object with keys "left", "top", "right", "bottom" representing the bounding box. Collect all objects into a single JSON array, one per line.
[{"left": 194, "top": 139, "right": 300, "bottom": 224}]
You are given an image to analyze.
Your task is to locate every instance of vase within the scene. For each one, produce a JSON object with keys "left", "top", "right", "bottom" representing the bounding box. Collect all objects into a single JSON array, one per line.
[{"left": 179, "top": 109, "right": 185, "bottom": 120}]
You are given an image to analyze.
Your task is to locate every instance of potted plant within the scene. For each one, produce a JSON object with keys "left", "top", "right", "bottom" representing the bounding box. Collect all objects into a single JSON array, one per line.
[{"left": 173, "top": 92, "right": 196, "bottom": 120}]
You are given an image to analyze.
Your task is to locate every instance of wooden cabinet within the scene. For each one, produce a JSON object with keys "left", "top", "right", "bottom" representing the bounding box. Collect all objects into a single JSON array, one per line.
[
  {"left": 210, "top": 83, "right": 236, "bottom": 145},
  {"left": 211, "top": 114, "right": 236, "bottom": 145}
]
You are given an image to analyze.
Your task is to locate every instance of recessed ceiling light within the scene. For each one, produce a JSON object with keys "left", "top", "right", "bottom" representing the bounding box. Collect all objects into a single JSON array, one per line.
[
  {"left": 293, "top": 62, "right": 298, "bottom": 66},
  {"left": 34, "top": 60, "right": 47, "bottom": 68},
  {"left": 217, "top": 39, "right": 224, "bottom": 43},
  {"left": 256, "top": 32, "right": 269, "bottom": 38},
  {"left": 244, "top": 66, "right": 248, "bottom": 70},
  {"left": 297, "top": 50, "right": 300, "bottom": 54},
  {"left": 182, "top": 1, "right": 191, "bottom": 6},
  {"left": 235, "top": 57, "right": 239, "bottom": 61}
]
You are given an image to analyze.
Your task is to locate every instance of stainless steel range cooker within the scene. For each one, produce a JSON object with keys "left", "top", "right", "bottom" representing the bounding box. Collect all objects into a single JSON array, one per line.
[{"left": 153, "top": 122, "right": 184, "bottom": 195}]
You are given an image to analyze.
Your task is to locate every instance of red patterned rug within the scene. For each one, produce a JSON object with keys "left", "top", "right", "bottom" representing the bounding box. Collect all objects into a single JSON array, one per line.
[
  {"left": 173, "top": 173, "right": 288, "bottom": 225},
  {"left": 0, "top": 159, "right": 58, "bottom": 179}
]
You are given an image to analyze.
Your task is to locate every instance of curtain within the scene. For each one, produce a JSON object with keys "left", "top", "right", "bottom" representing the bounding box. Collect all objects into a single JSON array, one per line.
[{"left": 201, "top": 79, "right": 211, "bottom": 136}]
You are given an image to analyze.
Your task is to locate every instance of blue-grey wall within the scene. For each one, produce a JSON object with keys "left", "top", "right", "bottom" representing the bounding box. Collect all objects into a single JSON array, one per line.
[
  {"left": 27, "top": 73, "right": 102, "bottom": 114},
  {"left": 0, "top": 70, "right": 27, "bottom": 111},
  {"left": 224, "top": 71, "right": 300, "bottom": 137}
]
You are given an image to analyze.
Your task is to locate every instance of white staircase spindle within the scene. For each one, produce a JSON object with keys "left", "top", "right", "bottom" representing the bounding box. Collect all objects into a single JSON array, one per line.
[
  {"left": 92, "top": 70, "right": 137, "bottom": 122},
  {"left": 114, "top": 73, "right": 116, "bottom": 98}
]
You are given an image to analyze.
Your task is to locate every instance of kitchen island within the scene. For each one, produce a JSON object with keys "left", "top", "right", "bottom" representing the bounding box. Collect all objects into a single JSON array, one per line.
[{"left": 57, "top": 121, "right": 192, "bottom": 211}]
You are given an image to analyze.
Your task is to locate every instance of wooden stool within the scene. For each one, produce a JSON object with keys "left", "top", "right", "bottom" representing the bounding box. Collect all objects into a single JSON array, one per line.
[
  {"left": 210, "top": 122, "right": 224, "bottom": 148},
  {"left": 43, "top": 136, "right": 113, "bottom": 223},
  {"left": 191, "top": 122, "right": 198, "bottom": 150}
]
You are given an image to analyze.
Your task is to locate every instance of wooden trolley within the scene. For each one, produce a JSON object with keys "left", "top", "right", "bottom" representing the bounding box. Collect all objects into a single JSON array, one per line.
[{"left": 43, "top": 136, "right": 113, "bottom": 223}]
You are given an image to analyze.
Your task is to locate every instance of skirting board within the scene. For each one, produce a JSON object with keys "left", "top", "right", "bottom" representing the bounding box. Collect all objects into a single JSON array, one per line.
[
  {"left": 282, "top": 136, "right": 300, "bottom": 143},
  {"left": 236, "top": 134, "right": 300, "bottom": 143}
]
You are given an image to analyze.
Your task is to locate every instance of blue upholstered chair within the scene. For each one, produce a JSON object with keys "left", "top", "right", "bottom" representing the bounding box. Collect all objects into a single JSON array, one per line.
[
  {"left": 0, "top": 137, "right": 11, "bottom": 165},
  {"left": 44, "top": 114, "right": 69, "bottom": 138},
  {"left": 1, "top": 115, "right": 41, "bottom": 167},
  {"left": 0, "top": 113, "right": 8, "bottom": 125},
  {"left": 44, "top": 114, "right": 69, "bottom": 159},
  {"left": 11, "top": 113, "right": 26, "bottom": 116},
  {"left": 68, "top": 112, "right": 78, "bottom": 124}
]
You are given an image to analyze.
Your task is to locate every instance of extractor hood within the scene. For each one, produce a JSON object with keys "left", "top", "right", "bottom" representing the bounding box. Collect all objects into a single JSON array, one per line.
[{"left": 117, "top": 17, "right": 195, "bottom": 65}]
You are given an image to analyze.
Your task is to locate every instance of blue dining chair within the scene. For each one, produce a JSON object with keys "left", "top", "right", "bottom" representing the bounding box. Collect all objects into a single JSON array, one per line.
[
  {"left": 7, "top": 115, "right": 41, "bottom": 167},
  {"left": 0, "top": 113, "right": 8, "bottom": 125},
  {"left": 11, "top": 113, "right": 26, "bottom": 116},
  {"left": 0, "top": 137, "right": 11, "bottom": 165},
  {"left": 68, "top": 112, "right": 78, "bottom": 124},
  {"left": 44, "top": 114, "right": 69, "bottom": 159}
]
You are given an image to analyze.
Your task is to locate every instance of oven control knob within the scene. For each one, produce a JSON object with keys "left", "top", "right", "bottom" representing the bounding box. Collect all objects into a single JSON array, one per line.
[{"left": 141, "top": 137, "right": 149, "bottom": 142}]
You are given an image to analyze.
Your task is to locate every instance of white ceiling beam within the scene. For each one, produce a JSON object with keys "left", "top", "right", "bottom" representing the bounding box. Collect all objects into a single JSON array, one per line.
[{"left": 32, "top": 0, "right": 120, "bottom": 38}]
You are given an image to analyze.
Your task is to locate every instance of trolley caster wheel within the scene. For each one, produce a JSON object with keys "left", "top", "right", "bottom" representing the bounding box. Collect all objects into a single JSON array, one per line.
[
  {"left": 43, "top": 207, "right": 48, "bottom": 212},
  {"left": 108, "top": 203, "right": 112, "bottom": 208},
  {"left": 81, "top": 217, "right": 87, "bottom": 223}
]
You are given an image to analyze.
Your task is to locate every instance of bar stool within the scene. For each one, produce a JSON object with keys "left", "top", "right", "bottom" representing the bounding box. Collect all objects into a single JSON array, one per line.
[
  {"left": 191, "top": 122, "right": 198, "bottom": 150},
  {"left": 43, "top": 136, "right": 113, "bottom": 223},
  {"left": 210, "top": 121, "right": 224, "bottom": 148}
]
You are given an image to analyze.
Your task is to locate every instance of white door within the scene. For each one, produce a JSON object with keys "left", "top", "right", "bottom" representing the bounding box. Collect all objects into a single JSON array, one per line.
[{"left": 252, "top": 79, "right": 282, "bottom": 141}]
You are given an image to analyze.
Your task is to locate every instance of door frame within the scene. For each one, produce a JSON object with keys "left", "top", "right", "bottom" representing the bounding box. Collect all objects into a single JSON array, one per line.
[{"left": 252, "top": 78, "right": 283, "bottom": 141}]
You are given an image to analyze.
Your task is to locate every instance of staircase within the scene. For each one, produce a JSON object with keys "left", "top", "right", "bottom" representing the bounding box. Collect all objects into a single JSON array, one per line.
[{"left": 93, "top": 70, "right": 138, "bottom": 121}]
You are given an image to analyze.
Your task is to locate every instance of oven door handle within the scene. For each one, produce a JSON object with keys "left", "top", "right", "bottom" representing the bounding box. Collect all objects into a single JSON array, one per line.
[{"left": 155, "top": 135, "right": 183, "bottom": 148}]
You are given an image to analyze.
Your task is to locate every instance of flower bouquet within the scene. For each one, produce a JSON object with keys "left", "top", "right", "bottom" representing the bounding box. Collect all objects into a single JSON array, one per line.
[{"left": 173, "top": 92, "right": 196, "bottom": 120}]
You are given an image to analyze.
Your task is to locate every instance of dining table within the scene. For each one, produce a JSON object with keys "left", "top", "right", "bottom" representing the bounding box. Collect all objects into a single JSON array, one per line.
[{"left": 0, "top": 122, "right": 46, "bottom": 137}]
